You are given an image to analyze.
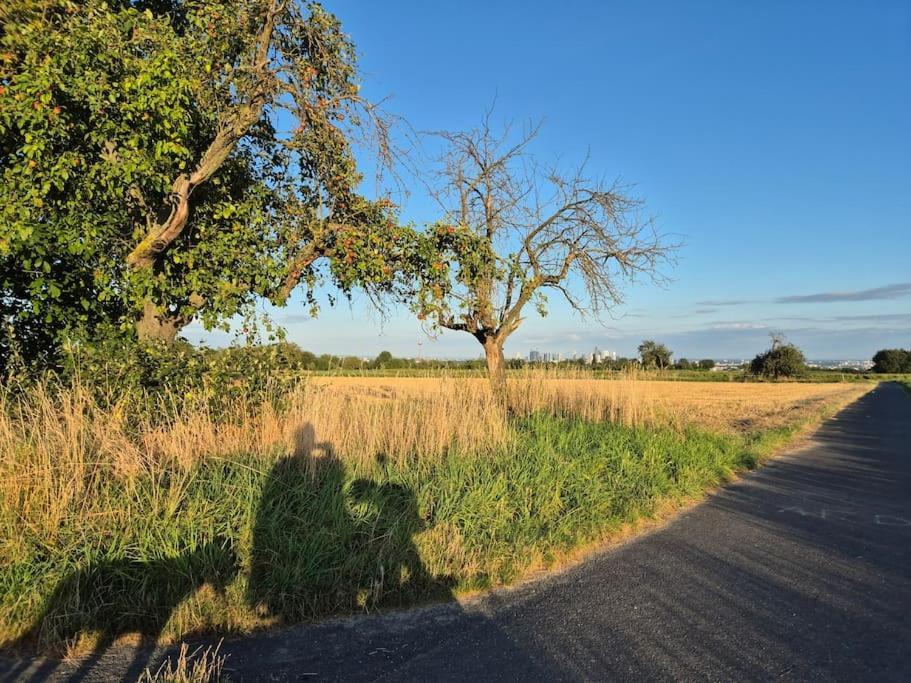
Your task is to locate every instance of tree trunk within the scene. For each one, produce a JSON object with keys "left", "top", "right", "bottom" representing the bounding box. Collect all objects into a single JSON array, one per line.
[
  {"left": 482, "top": 336, "right": 508, "bottom": 408},
  {"left": 136, "top": 300, "right": 182, "bottom": 343}
]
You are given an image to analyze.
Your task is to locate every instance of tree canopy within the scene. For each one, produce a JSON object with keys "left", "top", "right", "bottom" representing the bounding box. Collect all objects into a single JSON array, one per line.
[
  {"left": 1, "top": 0, "right": 406, "bottom": 368},
  {"left": 871, "top": 348, "right": 911, "bottom": 374},
  {"left": 750, "top": 336, "right": 806, "bottom": 379},
  {"left": 638, "top": 340, "right": 672, "bottom": 369}
]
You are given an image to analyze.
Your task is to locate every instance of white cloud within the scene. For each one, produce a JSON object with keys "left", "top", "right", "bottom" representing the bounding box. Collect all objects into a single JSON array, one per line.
[{"left": 709, "top": 322, "right": 768, "bottom": 330}]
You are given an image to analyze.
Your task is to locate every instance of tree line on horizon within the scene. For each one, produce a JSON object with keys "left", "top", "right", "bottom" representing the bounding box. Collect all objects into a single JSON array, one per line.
[
  {"left": 53, "top": 334, "right": 897, "bottom": 389},
  {"left": 246, "top": 343, "right": 719, "bottom": 373}
]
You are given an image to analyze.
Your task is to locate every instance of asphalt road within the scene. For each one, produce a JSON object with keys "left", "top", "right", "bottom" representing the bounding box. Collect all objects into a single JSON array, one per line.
[{"left": 3, "top": 382, "right": 910, "bottom": 682}]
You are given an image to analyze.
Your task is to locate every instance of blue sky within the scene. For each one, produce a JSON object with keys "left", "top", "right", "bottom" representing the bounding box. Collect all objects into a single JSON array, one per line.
[{"left": 188, "top": 0, "right": 911, "bottom": 360}]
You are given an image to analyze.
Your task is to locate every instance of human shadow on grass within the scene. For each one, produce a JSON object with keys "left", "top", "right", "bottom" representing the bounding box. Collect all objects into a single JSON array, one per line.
[
  {"left": 247, "top": 423, "right": 454, "bottom": 624},
  {"left": 4, "top": 537, "right": 238, "bottom": 682},
  {"left": 2, "top": 423, "right": 452, "bottom": 680}
]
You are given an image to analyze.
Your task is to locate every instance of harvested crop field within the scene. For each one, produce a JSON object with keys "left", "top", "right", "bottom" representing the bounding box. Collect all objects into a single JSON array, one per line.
[{"left": 314, "top": 375, "right": 873, "bottom": 434}]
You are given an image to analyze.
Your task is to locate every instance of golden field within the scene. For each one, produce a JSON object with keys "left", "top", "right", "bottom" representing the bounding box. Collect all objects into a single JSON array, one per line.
[{"left": 314, "top": 373, "right": 873, "bottom": 435}]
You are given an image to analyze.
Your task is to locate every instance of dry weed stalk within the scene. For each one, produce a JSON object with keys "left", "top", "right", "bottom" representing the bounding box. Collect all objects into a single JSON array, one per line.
[{"left": 139, "top": 641, "right": 227, "bottom": 683}]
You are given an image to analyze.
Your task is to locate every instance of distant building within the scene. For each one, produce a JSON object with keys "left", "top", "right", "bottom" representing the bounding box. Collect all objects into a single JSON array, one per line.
[
  {"left": 590, "top": 347, "right": 617, "bottom": 364},
  {"left": 528, "top": 349, "right": 580, "bottom": 363}
]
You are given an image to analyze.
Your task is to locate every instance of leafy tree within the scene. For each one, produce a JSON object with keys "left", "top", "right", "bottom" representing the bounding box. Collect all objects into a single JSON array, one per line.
[
  {"left": 675, "top": 357, "right": 691, "bottom": 370},
  {"left": 410, "top": 115, "right": 674, "bottom": 404},
  {"left": 370, "top": 349, "right": 402, "bottom": 369},
  {"left": 339, "top": 355, "right": 364, "bottom": 370},
  {"left": 638, "top": 340, "right": 672, "bottom": 369},
  {"left": 698, "top": 358, "right": 715, "bottom": 370},
  {"left": 872, "top": 348, "right": 911, "bottom": 374},
  {"left": 750, "top": 336, "right": 806, "bottom": 379},
  {"left": 298, "top": 350, "right": 317, "bottom": 370},
  {"left": 374, "top": 350, "right": 393, "bottom": 365},
  {"left": 1, "top": 0, "right": 405, "bottom": 368}
]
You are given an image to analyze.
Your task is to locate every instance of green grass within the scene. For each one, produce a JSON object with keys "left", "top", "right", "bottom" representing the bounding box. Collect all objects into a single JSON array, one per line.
[{"left": 0, "top": 412, "right": 829, "bottom": 653}]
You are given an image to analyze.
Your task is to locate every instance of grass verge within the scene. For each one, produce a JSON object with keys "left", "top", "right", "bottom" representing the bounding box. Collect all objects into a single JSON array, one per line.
[{"left": 0, "top": 383, "right": 869, "bottom": 657}]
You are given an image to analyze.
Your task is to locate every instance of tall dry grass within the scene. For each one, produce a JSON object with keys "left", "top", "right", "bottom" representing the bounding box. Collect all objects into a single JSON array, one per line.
[
  {"left": 0, "top": 368, "right": 869, "bottom": 509},
  {"left": 0, "top": 377, "right": 505, "bottom": 545},
  {"left": 507, "top": 367, "right": 652, "bottom": 424},
  {"left": 1, "top": 370, "right": 868, "bottom": 547}
]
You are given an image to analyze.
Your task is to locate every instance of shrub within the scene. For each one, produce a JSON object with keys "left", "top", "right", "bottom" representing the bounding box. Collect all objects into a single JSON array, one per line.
[{"left": 59, "top": 339, "right": 308, "bottom": 418}]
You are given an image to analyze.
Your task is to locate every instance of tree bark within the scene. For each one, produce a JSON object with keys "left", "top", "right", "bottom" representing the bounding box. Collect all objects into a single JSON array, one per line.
[
  {"left": 482, "top": 336, "right": 508, "bottom": 408},
  {"left": 136, "top": 300, "right": 182, "bottom": 343}
]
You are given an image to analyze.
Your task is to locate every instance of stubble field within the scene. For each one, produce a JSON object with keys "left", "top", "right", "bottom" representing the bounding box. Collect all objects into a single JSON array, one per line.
[{"left": 315, "top": 374, "right": 872, "bottom": 434}]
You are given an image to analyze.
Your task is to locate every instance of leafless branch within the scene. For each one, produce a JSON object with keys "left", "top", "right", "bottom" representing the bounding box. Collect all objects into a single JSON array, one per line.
[{"left": 425, "top": 111, "right": 678, "bottom": 353}]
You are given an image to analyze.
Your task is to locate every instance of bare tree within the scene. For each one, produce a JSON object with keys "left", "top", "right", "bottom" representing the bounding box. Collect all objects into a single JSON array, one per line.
[{"left": 415, "top": 114, "right": 676, "bottom": 404}]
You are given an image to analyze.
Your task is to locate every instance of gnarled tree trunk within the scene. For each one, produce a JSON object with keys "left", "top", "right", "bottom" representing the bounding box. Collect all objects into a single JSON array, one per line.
[
  {"left": 482, "top": 335, "right": 508, "bottom": 408},
  {"left": 136, "top": 300, "right": 182, "bottom": 343}
]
